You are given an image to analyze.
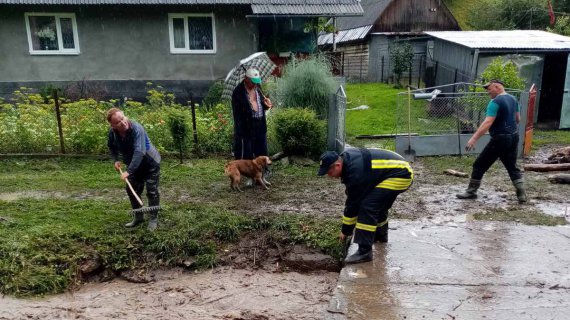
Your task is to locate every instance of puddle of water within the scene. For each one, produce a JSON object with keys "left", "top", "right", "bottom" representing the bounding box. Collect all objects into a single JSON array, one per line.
[
  {"left": 535, "top": 202, "right": 570, "bottom": 218},
  {"left": 0, "top": 191, "right": 56, "bottom": 202}
]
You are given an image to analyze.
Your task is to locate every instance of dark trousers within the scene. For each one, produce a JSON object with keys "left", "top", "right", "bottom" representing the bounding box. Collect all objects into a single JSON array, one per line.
[
  {"left": 233, "top": 119, "right": 267, "bottom": 160},
  {"left": 471, "top": 134, "right": 522, "bottom": 182},
  {"left": 348, "top": 188, "right": 403, "bottom": 247},
  {"left": 126, "top": 165, "right": 160, "bottom": 209}
]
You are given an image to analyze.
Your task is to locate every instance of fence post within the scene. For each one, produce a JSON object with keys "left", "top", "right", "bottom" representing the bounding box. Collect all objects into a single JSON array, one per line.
[
  {"left": 453, "top": 68, "right": 458, "bottom": 92},
  {"left": 381, "top": 56, "right": 384, "bottom": 83},
  {"left": 359, "top": 54, "right": 364, "bottom": 82},
  {"left": 434, "top": 61, "right": 439, "bottom": 85},
  {"left": 189, "top": 98, "right": 198, "bottom": 145},
  {"left": 53, "top": 89, "right": 65, "bottom": 154},
  {"left": 327, "top": 93, "right": 338, "bottom": 151},
  {"left": 417, "top": 56, "right": 423, "bottom": 88},
  {"left": 408, "top": 61, "right": 412, "bottom": 87}
]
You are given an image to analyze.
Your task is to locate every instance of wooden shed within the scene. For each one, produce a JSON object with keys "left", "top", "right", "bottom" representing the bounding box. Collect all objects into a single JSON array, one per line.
[{"left": 318, "top": 0, "right": 459, "bottom": 82}]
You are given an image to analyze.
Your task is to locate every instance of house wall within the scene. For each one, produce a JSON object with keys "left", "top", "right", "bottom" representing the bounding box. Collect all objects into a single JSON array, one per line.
[
  {"left": 375, "top": 0, "right": 459, "bottom": 32},
  {"left": 0, "top": 5, "right": 256, "bottom": 101}
]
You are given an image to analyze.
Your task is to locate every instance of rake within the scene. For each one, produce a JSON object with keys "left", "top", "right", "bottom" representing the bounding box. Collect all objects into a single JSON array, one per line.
[{"left": 119, "top": 168, "right": 161, "bottom": 214}]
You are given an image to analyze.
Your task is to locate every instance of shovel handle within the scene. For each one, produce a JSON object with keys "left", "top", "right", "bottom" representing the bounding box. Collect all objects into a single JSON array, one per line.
[{"left": 119, "top": 168, "right": 144, "bottom": 207}]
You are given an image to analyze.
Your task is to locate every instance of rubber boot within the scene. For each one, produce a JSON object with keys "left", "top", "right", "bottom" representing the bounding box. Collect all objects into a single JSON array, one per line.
[
  {"left": 456, "top": 179, "right": 481, "bottom": 199},
  {"left": 147, "top": 210, "right": 158, "bottom": 231},
  {"left": 513, "top": 179, "right": 527, "bottom": 204},
  {"left": 344, "top": 244, "right": 373, "bottom": 265},
  {"left": 125, "top": 211, "right": 144, "bottom": 228},
  {"left": 375, "top": 221, "right": 389, "bottom": 243}
]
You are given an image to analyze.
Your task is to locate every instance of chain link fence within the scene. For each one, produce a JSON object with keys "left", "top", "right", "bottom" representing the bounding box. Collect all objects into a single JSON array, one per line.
[
  {"left": 327, "top": 85, "right": 347, "bottom": 153},
  {"left": 394, "top": 83, "right": 526, "bottom": 157}
]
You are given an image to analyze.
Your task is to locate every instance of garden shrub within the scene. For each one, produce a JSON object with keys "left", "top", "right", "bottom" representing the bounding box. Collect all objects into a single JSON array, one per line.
[
  {"left": 201, "top": 80, "right": 224, "bottom": 110},
  {"left": 167, "top": 108, "right": 190, "bottom": 162},
  {"left": 273, "top": 108, "right": 325, "bottom": 157},
  {"left": 480, "top": 57, "right": 525, "bottom": 90},
  {"left": 0, "top": 86, "right": 233, "bottom": 155},
  {"left": 193, "top": 103, "right": 233, "bottom": 155},
  {"left": 275, "top": 56, "right": 337, "bottom": 117}
]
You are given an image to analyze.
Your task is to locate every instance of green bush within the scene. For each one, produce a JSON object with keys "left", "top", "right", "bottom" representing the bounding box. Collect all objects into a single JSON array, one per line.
[
  {"left": 193, "top": 103, "right": 233, "bottom": 155},
  {"left": 167, "top": 108, "right": 191, "bottom": 163},
  {"left": 273, "top": 108, "right": 325, "bottom": 157},
  {"left": 201, "top": 80, "right": 224, "bottom": 110},
  {"left": 480, "top": 57, "right": 525, "bottom": 90},
  {"left": 276, "top": 56, "right": 337, "bottom": 117}
]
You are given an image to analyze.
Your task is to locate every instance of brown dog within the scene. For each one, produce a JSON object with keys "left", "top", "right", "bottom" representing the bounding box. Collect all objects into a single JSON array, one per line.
[{"left": 224, "top": 156, "right": 272, "bottom": 191}]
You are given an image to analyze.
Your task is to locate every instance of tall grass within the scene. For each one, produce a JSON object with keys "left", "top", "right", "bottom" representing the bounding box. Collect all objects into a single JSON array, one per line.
[{"left": 275, "top": 56, "right": 337, "bottom": 117}]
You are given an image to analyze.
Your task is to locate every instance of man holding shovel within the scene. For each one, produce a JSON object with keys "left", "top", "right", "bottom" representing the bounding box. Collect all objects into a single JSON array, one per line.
[
  {"left": 107, "top": 108, "right": 162, "bottom": 231},
  {"left": 318, "top": 148, "right": 413, "bottom": 264},
  {"left": 456, "top": 79, "right": 526, "bottom": 203}
]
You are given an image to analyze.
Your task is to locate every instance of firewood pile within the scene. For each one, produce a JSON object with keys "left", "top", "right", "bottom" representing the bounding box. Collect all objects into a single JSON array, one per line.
[
  {"left": 523, "top": 146, "right": 570, "bottom": 183},
  {"left": 544, "top": 146, "right": 570, "bottom": 164}
]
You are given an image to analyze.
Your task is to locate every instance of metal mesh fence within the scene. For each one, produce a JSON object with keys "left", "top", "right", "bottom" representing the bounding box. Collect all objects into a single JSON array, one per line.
[
  {"left": 396, "top": 84, "right": 523, "bottom": 137},
  {"left": 327, "top": 85, "right": 347, "bottom": 153}
]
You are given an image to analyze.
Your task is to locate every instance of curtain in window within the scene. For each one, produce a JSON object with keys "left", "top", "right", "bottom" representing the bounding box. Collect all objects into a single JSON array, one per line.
[{"left": 172, "top": 18, "right": 185, "bottom": 49}]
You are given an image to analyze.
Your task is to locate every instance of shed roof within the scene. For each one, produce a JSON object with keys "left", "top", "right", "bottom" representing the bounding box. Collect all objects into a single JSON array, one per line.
[
  {"left": 333, "top": 0, "right": 391, "bottom": 30},
  {"left": 425, "top": 30, "right": 570, "bottom": 50},
  {"left": 318, "top": 25, "right": 372, "bottom": 45},
  {"left": 0, "top": 0, "right": 364, "bottom": 15}
]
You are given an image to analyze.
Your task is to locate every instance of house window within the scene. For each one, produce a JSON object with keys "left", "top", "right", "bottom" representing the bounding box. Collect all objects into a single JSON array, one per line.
[
  {"left": 25, "top": 13, "right": 80, "bottom": 55},
  {"left": 168, "top": 13, "right": 216, "bottom": 54}
]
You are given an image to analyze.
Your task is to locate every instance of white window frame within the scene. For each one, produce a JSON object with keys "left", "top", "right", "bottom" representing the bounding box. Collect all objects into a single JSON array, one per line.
[
  {"left": 25, "top": 12, "right": 80, "bottom": 55},
  {"left": 168, "top": 13, "right": 216, "bottom": 54}
]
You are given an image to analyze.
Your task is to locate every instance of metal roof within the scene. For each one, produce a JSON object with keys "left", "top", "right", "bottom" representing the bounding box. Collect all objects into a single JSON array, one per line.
[
  {"left": 0, "top": 0, "right": 363, "bottom": 14},
  {"left": 251, "top": 3, "right": 363, "bottom": 16},
  {"left": 425, "top": 30, "right": 570, "bottom": 50},
  {"left": 318, "top": 24, "right": 372, "bottom": 45},
  {"left": 334, "top": 0, "right": 391, "bottom": 30}
]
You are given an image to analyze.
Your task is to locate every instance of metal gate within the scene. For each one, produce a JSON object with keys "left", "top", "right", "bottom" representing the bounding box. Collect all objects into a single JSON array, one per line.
[
  {"left": 327, "top": 85, "right": 347, "bottom": 153},
  {"left": 394, "top": 83, "right": 529, "bottom": 157}
]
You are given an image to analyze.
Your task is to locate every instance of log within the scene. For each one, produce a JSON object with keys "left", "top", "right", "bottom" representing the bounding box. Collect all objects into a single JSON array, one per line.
[
  {"left": 546, "top": 146, "right": 570, "bottom": 164},
  {"left": 443, "top": 169, "right": 469, "bottom": 178},
  {"left": 548, "top": 174, "right": 570, "bottom": 184},
  {"left": 523, "top": 163, "right": 570, "bottom": 172}
]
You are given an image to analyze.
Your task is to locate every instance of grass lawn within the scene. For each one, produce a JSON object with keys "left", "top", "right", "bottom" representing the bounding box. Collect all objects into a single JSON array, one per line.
[
  {"left": 443, "top": 0, "right": 478, "bottom": 30},
  {"left": 344, "top": 82, "right": 403, "bottom": 144},
  {"left": 0, "top": 157, "right": 341, "bottom": 297}
]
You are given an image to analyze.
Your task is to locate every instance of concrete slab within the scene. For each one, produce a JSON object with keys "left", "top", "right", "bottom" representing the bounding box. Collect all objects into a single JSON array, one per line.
[{"left": 326, "top": 221, "right": 570, "bottom": 319}]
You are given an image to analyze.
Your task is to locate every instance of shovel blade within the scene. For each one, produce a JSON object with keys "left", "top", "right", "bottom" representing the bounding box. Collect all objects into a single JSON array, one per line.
[{"left": 404, "top": 149, "right": 416, "bottom": 162}]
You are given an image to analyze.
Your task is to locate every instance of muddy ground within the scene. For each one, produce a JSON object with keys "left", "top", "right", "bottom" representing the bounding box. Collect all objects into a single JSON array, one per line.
[{"left": 1, "top": 147, "right": 569, "bottom": 319}]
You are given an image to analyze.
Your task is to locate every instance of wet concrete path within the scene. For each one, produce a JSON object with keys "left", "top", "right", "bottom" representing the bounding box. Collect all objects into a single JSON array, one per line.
[{"left": 326, "top": 220, "right": 570, "bottom": 320}]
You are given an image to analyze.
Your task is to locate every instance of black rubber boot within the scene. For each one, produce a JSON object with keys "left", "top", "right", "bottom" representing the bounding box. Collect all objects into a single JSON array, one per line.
[
  {"left": 125, "top": 211, "right": 144, "bottom": 228},
  {"left": 375, "top": 221, "right": 389, "bottom": 243},
  {"left": 456, "top": 179, "right": 481, "bottom": 199},
  {"left": 147, "top": 210, "right": 158, "bottom": 231},
  {"left": 344, "top": 244, "right": 373, "bottom": 265},
  {"left": 513, "top": 179, "right": 527, "bottom": 204}
]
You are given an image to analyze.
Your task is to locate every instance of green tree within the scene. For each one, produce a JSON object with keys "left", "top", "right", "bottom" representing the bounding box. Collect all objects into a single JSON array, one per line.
[
  {"left": 480, "top": 57, "right": 525, "bottom": 90},
  {"left": 468, "top": 0, "right": 550, "bottom": 30},
  {"left": 547, "top": 15, "right": 570, "bottom": 36},
  {"left": 389, "top": 41, "right": 414, "bottom": 88}
]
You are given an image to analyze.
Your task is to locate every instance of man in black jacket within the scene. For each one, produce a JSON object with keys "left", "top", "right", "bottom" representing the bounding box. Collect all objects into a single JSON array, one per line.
[
  {"left": 318, "top": 148, "right": 413, "bottom": 264},
  {"left": 231, "top": 68, "right": 273, "bottom": 160}
]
